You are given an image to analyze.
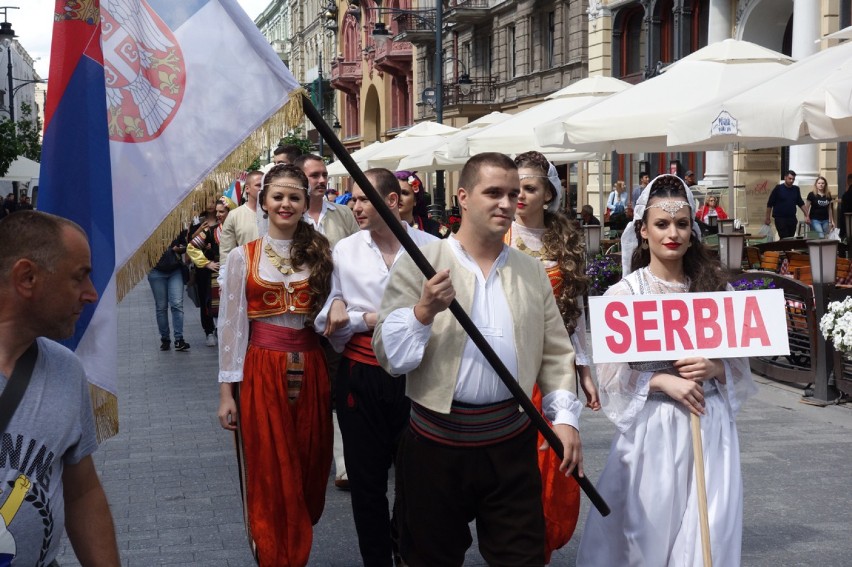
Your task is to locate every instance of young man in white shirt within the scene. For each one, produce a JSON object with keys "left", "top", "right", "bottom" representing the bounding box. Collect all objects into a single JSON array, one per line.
[
  {"left": 373, "top": 152, "right": 584, "bottom": 566},
  {"left": 295, "top": 154, "right": 361, "bottom": 491},
  {"left": 295, "top": 154, "right": 359, "bottom": 248},
  {"left": 219, "top": 170, "right": 262, "bottom": 261},
  {"left": 317, "top": 168, "right": 437, "bottom": 567}
]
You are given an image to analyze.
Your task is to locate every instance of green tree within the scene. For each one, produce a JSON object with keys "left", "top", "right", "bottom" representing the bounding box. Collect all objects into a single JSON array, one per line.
[
  {"left": 0, "top": 102, "right": 42, "bottom": 177},
  {"left": 278, "top": 127, "right": 314, "bottom": 155}
]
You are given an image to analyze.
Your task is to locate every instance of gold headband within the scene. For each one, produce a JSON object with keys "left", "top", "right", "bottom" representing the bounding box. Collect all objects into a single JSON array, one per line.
[
  {"left": 646, "top": 200, "right": 690, "bottom": 218},
  {"left": 265, "top": 182, "right": 308, "bottom": 192}
]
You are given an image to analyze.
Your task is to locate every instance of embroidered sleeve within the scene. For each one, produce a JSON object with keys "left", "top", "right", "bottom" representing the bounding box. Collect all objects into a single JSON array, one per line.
[{"left": 218, "top": 247, "right": 249, "bottom": 382}]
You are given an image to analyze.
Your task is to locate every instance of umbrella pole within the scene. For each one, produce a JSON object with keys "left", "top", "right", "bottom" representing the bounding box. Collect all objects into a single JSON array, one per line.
[
  {"left": 302, "top": 93, "right": 610, "bottom": 517},
  {"left": 597, "top": 154, "right": 605, "bottom": 223},
  {"left": 690, "top": 413, "right": 713, "bottom": 567},
  {"left": 727, "top": 148, "right": 735, "bottom": 216}
]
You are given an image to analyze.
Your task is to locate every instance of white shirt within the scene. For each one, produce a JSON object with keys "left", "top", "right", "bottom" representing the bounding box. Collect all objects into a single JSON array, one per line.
[
  {"left": 379, "top": 237, "right": 582, "bottom": 428},
  {"left": 315, "top": 223, "right": 438, "bottom": 351},
  {"left": 382, "top": 238, "right": 516, "bottom": 403},
  {"left": 303, "top": 199, "right": 338, "bottom": 233}
]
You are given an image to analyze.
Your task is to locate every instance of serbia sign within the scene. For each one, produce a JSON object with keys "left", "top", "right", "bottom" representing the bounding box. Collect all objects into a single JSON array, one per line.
[{"left": 589, "top": 290, "right": 790, "bottom": 363}]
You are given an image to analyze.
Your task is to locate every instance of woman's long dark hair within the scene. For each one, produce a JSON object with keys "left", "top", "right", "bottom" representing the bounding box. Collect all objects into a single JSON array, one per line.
[
  {"left": 630, "top": 175, "right": 727, "bottom": 293},
  {"left": 259, "top": 164, "right": 333, "bottom": 324},
  {"left": 514, "top": 152, "right": 589, "bottom": 334}
]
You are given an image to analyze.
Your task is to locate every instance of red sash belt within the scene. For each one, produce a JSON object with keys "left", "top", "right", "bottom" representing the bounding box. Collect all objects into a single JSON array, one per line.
[
  {"left": 343, "top": 332, "right": 380, "bottom": 366},
  {"left": 249, "top": 321, "right": 319, "bottom": 352}
]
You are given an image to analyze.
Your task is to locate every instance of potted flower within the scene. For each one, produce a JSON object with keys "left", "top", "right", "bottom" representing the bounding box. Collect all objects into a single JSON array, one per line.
[
  {"left": 587, "top": 254, "right": 622, "bottom": 296},
  {"left": 731, "top": 277, "right": 777, "bottom": 291},
  {"left": 820, "top": 296, "right": 852, "bottom": 353}
]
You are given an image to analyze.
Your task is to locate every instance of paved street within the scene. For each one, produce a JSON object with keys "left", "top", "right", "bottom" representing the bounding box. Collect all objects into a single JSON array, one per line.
[{"left": 56, "top": 281, "right": 852, "bottom": 566}]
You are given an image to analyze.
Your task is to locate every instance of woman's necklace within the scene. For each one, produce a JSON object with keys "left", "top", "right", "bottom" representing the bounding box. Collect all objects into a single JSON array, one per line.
[
  {"left": 515, "top": 235, "right": 552, "bottom": 260},
  {"left": 645, "top": 267, "right": 690, "bottom": 290},
  {"left": 264, "top": 242, "right": 295, "bottom": 275}
]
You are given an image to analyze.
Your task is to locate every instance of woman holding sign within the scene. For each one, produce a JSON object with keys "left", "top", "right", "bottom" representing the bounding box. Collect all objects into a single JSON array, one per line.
[
  {"left": 507, "top": 151, "right": 598, "bottom": 562},
  {"left": 577, "top": 174, "right": 757, "bottom": 566}
]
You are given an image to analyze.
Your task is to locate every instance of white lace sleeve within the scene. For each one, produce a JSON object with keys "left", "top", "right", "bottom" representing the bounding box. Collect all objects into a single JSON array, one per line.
[
  {"left": 217, "top": 247, "right": 249, "bottom": 383},
  {"left": 595, "top": 280, "right": 655, "bottom": 432},
  {"left": 570, "top": 303, "right": 591, "bottom": 366}
]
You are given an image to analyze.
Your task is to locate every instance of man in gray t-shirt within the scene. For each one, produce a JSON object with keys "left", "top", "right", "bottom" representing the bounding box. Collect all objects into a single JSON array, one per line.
[{"left": 0, "top": 211, "right": 119, "bottom": 566}]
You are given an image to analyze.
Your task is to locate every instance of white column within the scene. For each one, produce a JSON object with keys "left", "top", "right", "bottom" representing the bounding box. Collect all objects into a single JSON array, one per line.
[
  {"left": 701, "top": 0, "right": 733, "bottom": 187},
  {"left": 789, "top": 0, "right": 820, "bottom": 188}
]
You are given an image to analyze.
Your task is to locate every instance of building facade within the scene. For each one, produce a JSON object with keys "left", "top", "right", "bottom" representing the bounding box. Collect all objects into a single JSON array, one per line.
[
  {"left": 587, "top": 0, "right": 851, "bottom": 226},
  {"left": 0, "top": 39, "right": 41, "bottom": 128}
]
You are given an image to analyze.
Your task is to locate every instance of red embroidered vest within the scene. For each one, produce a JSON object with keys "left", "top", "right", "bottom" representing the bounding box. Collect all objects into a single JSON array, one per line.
[{"left": 245, "top": 239, "right": 314, "bottom": 319}]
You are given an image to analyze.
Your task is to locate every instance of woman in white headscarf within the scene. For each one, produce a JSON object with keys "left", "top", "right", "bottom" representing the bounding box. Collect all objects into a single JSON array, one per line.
[
  {"left": 577, "top": 174, "right": 756, "bottom": 567},
  {"left": 506, "top": 151, "right": 598, "bottom": 563}
]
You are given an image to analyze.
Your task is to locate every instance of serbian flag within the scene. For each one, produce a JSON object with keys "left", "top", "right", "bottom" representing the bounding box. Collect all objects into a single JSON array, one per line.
[{"left": 38, "top": 0, "right": 304, "bottom": 439}]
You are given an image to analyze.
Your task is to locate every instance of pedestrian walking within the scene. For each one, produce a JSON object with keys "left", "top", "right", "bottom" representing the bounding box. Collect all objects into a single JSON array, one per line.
[
  {"left": 217, "top": 164, "right": 334, "bottom": 567},
  {"left": 373, "top": 152, "right": 584, "bottom": 566},
  {"left": 805, "top": 175, "right": 835, "bottom": 238},
  {"left": 0, "top": 211, "right": 120, "bottom": 566},
  {"left": 317, "top": 168, "right": 438, "bottom": 566},
  {"left": 148, "top": 232, "right": 190, "bottom": 352},
  {"left": 765, "top": 170, "right": 808, "bottom": 239}
]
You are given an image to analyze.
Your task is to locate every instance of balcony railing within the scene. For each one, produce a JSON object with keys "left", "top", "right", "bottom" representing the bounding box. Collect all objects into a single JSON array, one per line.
[
  {"left": 330, "top": 56, "right": 362, "bottom": 95},
  {"left": 443, "top": 76, "right": 497, "bottom": 106},
  {"left": 374, "top": 39, "right": 413, "bottom": 75}
]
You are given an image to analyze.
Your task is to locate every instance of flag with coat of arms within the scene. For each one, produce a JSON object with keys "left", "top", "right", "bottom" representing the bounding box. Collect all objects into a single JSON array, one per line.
[{"left": 37, "top": 0, "right": 305, "bottom": 440}]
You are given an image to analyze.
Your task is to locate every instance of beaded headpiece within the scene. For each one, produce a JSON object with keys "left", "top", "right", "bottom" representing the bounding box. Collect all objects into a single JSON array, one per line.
[
  {"left": 265, "top": 182, "right": 308, "bottom": 192},
  {"left": 645, "top": 200, "right": 691, "bottom": 218}
]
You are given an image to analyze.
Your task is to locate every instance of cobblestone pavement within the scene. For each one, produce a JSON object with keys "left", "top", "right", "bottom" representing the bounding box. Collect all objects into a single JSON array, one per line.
[{"left": 56, "top": 282, "right": 852, "bottom": 566}]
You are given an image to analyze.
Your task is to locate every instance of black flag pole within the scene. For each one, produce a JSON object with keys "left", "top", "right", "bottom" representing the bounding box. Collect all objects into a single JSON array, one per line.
[{"left": 302, "top": 94, "right": 609, "bottom": 517}]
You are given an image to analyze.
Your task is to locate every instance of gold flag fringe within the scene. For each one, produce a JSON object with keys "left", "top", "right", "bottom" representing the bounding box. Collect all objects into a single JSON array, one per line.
[
  {"left": 90, "top": 384, "right": 119, "bottom": 443},
  {"left": 94, "top": 92, "right": 306, "bottom": 442},
  {"left": 116, "top": 91, "right": 306, "bottom": 302}
]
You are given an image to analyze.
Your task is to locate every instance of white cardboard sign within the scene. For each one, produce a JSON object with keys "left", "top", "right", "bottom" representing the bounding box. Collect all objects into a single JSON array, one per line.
[{"left": 588, "top": 289, "right": 790, "bottom": 364}]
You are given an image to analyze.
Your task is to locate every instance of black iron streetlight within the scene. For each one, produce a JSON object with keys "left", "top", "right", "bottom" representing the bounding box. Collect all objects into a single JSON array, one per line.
[
  {"left": 0, "top": 8, "right": 17, "bottom": 125},
  {"left": 808, "top": 238, "right": 841, "bottom": 405},
  {"left": 368, "top": 4, "right": 446, "bottom": 218}
]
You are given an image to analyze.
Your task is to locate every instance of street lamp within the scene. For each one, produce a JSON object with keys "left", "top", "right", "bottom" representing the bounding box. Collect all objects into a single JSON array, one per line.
[
  {"left": 583, "top": 225, "right": 602, "bottom": 259},
  {"left": 808, "top": 238, "right": 840, "bottom": 405},
  {"left": 718, "top": 219, "right": 735, "bottom": 234},
  {"left": 0, "top": 8, "right": 17, "bottom": 125},
  {"left": 718, "top": 232, "right": 747, "bottom": 272},
  {"left": 367, "top": 3, "right": 446, "bottom": 218}
]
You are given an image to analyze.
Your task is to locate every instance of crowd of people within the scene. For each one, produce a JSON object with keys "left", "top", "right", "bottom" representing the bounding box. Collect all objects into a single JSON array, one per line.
[
  {"left": 201, "top": 152, "right": 756, "bottom": 567},
  {"left": 5, "top": 148, "right": 785, "bottom": 567}
]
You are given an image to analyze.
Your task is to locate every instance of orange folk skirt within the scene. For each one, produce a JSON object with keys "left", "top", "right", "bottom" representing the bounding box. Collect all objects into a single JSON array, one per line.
[
  {"left": 238, "top": 322, "right": 332, "bottom": 567},
  {"left": 533, "top": 384, "right": 581, "bottom": 563}
]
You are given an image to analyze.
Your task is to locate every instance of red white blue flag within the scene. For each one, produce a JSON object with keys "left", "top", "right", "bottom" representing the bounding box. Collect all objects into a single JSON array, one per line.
[{"left": 38, "top": 0, "right": 303, "bottom": 438}]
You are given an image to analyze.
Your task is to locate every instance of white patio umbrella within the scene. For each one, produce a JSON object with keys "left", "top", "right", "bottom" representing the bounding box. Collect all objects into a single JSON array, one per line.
[
  {"left": 365, "top": 121, "right": 460, "bottom": 171},
  {"left": 823, "top": 25, "right": 852, "bottom": 41},
  {"left": 327, "top": 141, "right": 386, "bottom": 177},
  {"left": 463, "top": 75, "right": 629, "bottom": 159},
  {"left": 537, "top": 39, "right": 794, "bottom": 154},
  {"left": 667, "top": 39, "right": 852, "bottom": 149},
  {"left": 395, "top": 112, "right": 513, "bottom": 172},
  {"left": 1, "top": 156, "right": 40, "bottom": 182}
]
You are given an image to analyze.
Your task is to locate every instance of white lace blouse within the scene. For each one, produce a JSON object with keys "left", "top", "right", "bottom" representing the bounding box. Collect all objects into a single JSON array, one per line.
[
  {"left": 597, "top": 267, "right": 757, "bottom": 432},
  {"left": 510, "top": 222, "right": 591, "bottom": 366},
  {"left": 217, "top": 236, "right": 312, "bottom": 383}
]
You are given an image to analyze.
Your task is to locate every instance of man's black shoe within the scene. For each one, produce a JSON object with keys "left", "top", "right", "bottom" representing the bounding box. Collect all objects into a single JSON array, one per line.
[{"left": 175, "top": 339, "right": 190, "bottom": 352}]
